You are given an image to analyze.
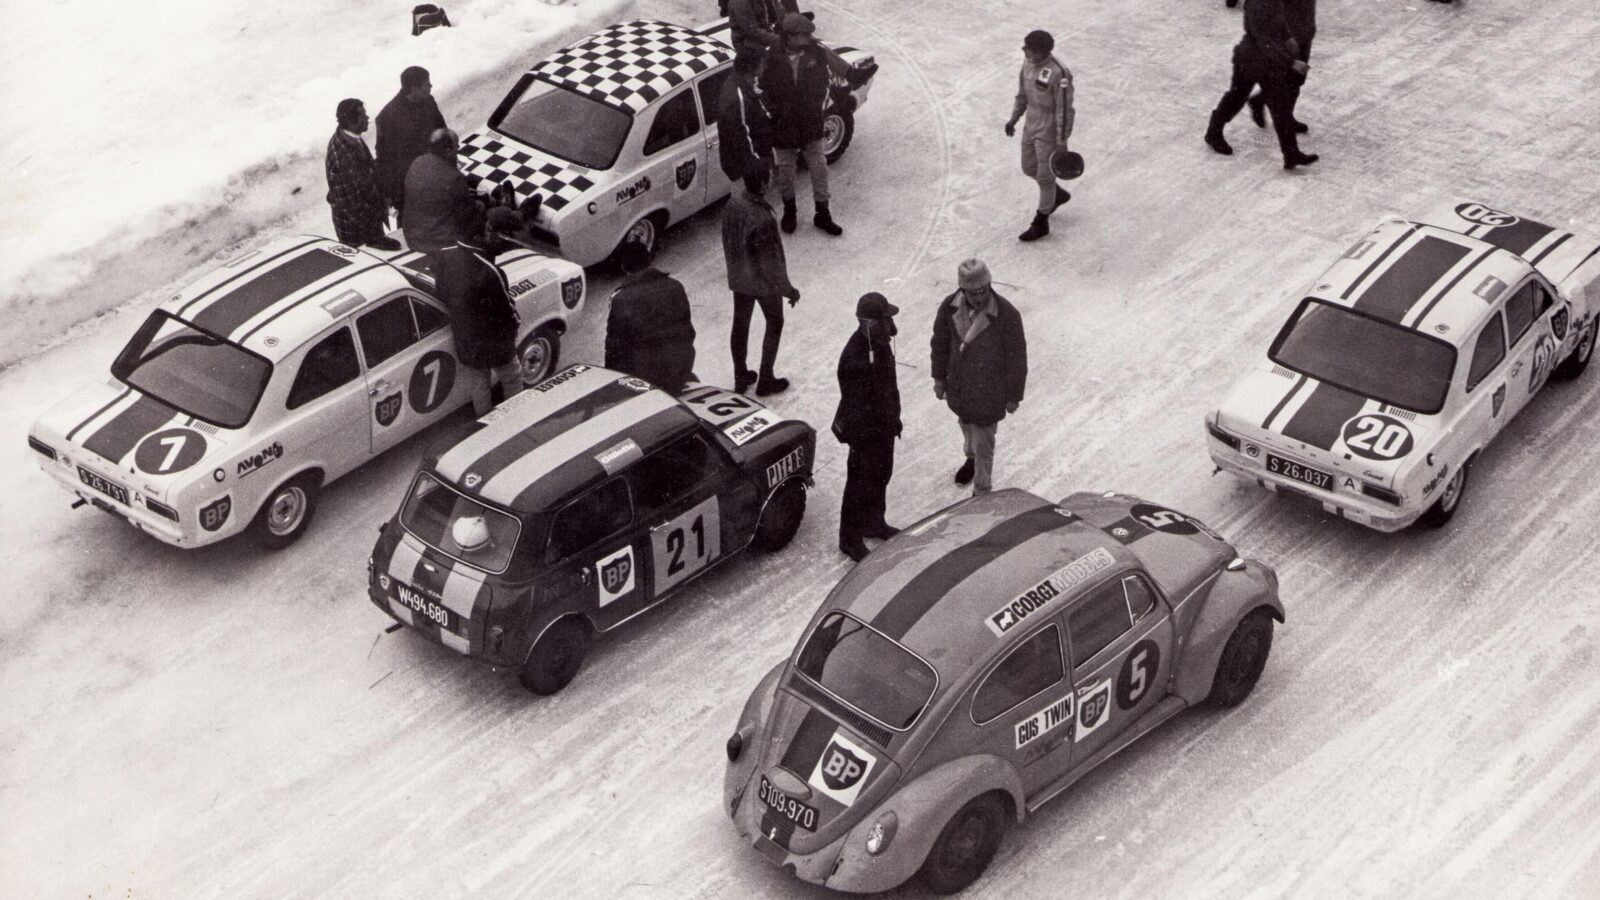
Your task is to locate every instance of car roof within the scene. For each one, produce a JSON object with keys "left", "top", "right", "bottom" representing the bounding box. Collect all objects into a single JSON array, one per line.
[
  {"left": 826, "top": 489, "right": 1139, "bottom": 680},
  {"left": 530, "top": 19, "right": 732, "bottom": 115},
  {"left": 161, "top": 236, "right": 423, "bottom": 362},
  {"left": 430, "top": 364, "right": 701, "bottom": 512}
]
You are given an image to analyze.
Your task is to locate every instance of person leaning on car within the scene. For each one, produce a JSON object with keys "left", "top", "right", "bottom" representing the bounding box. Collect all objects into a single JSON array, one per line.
[
  {"left": 930, "top": 258, "right": 1027, "bottom": 495},
  {"left": 833, "top": 292, "right": 902, "bottom": 561},
  {"left": 403, "top": 128, "right": 478, "bottom": 256},
  {"left": 375, "top": 65, "right": 447, "bottom": 219},
  {"left": 604, "top": 240, "right": 698, "bottom": 395},
  {"left": 435, "top": 207, "right": 524, "bottom": 416},
  {"left": 324, "top": 98, "right": 401, "bottom": 251}
]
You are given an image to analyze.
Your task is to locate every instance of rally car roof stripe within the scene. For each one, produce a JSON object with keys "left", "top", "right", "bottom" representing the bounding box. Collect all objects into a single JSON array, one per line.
[
  {"left": 1260, "top": 371, "right": 1307, "bottom": 430},
  {"left": 1340, "top": 225, "right": 1417, "bottom": 301},
  {"left": 234, "top": 258, "right": 390, "bottom": 343},
  {"left": 1475, "top": 216, "right": 1557, "bottom": 257},
  {"left": 188, "top": 248, "right": 354, "bottom": 338},
  {"left": 444, "top": 380, "right": 648, "bottom": 487},
  {"left": 174, "top": 237, "right": 324, "bottom": 318},
  {"left": 1528, "top": 232, "right": 1572, "bottom": 266},
  {"left": 1351, "top": 235, "right": 1471, "bottom": 323},
  {"left": 81, "top": 393, "right": 180, "bottom": 463},
  {"left": 478, "top": 391, "right": 679, "bottom": 507},
  {"left": 1278, "top": 381, "right": 1367, "bottom": 449},
  {"left": 434, "top": 367, "right": 630, "bottom": 481},
  {"left": 506, "top": 404, "right": 689, "bottom": 510},
  {"left": 871, "top": 504, "right": 1081, "bottom": 641},
  {"left": 1407, "top": 245, "right": 1496, "bottom": 330},
  {"left": 67, "top": 385, "right": 133, "bottom": 442},
  {"left": 778, "top": 707, "right": 839, "bottom": 780}
]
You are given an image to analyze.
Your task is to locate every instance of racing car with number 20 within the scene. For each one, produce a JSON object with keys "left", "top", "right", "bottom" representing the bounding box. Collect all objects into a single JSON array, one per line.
[
  {"left": 1207, "top": 201, "right": 1598, "bottom": 531},
  {"left": 369, "top": 365, "right": 815, "bottom": 694},
  {"left": 724, "top": 488, "right": 1282, "bottom": 894},
  {"left": 27, "top": 236, "right": 583, "bottom": 549}
]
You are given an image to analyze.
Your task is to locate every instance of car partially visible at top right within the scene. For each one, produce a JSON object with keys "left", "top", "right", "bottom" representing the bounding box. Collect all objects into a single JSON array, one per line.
[{"left": 1208, "top": 201, "right": 1599, "bottom": 532}]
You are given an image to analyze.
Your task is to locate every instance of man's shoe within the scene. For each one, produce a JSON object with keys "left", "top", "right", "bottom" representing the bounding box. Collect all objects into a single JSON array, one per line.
[
  {"left": 1248, "top": 95, "right": 1266, "bottom": 129},
  {"left": 839, "top": 539, "right": 869, "bottom": 562},
  {"left": 813, "top": 201, "right": 843, "bottom": 237},
  {"left": 865, "top": 523, "right": 901, "bottom": 540},
  {"left": 1050, "top": 185, "right": 1072, "bottom": 213},
  {"left": 1283, "top": 151, "right": 1320, "bottom": 170},
  {"left": 1226, "top": 0, "right": 1239, "bottom": 7},
  {"left": 1292, "top": 119, "right": 1310, "bottom": 135},
  {"left": 1018, "top": 212, "right": 1050, "bottom": 242},
  {"left": 734, "top": 371, "right": 756, "bottom": 394},
  {"left": 954, "top": 458, "right": 975, "bottom": 485},
  {"left": 366, "top": 236, "right": 403, "bottom": 251},
  {"left": 781, "top": 198, "right": 797, "bottom": 234},
  {"left": 1204, "top": 131, "right": 1233, "bottom": 155},
  {"left": 755, "top": 376, "right": 790, "bottom": 396}
]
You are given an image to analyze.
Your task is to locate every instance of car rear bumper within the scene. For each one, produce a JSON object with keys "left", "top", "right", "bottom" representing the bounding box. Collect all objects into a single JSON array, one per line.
[
  {"left": 730, "top": 776, "right": 922, "bottom": 894},
  {"left": 1207, "top": 434, "right": 1420, "bottom": 533},
  {"left": 39, "top": 457, "right": 193, "bottom": 546}
]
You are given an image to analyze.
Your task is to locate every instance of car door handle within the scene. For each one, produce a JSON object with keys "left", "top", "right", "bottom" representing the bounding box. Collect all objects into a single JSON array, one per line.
[{"left": 368, "top": 379, "right": 392, "bottom": 397}]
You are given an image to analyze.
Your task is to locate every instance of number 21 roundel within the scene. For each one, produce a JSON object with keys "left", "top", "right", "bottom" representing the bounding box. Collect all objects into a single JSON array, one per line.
[{"left": 408, "top": 351, "right": 456, "bottom": 414}]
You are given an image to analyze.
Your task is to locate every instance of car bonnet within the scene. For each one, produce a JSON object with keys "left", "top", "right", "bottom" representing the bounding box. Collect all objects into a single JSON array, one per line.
[{"left": 1052, "top": 491, "right": 1235, "bottom": 599}]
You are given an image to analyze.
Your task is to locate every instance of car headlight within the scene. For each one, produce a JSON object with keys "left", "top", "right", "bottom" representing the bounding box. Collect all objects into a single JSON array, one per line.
[{"left": 864, "top": 811, "right": 898, "bottom": 856}]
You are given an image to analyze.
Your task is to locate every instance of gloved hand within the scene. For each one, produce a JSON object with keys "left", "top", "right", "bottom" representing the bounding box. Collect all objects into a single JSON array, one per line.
[
  {"left": 1004, "top": 120, "right": 1018, "bottom": 138},
  {"left": 1005, "top": 401, "right": 1019, "bottom": 414},
  {"left": 784, "top": 286, "right": 801, "bottom": 306},
  {"left": 933, "top": 380, "right": 946, "bottom": 400}
]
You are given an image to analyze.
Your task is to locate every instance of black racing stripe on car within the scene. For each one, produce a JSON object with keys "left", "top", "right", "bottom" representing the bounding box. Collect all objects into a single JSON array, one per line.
[
  {"left": 779, "top": 707, "right": 839, "bottom": 777},
  {"left": 175, "top": 237, "right": 324, "bottom": 318},
  {"left": 506, "top": 405, "right": 687, "bottom": 510},
  {"left": 1351, "top": 235, "right": 1471, "bottom": 323},
  {"left": 188, "top": 248, "right": 354, "bottom": 338},
  {"left": 1566, "top": 244, "right": 1600, "bottom": 281},
  {"left": 457, "top": 381, "right": 647, "bottom": 487},
  {"left": 236, "top": 259, "right": 389, "bottom": 343},
  {"left": 1278, "top": 382, "right": 1367, "bottom": 450},
  {"left": 1341, "top": 225, "right": 1417, "bottom": 301},
  {"left": 81, "top": 393, "right": 178, "bottom": 464},
  {"left": 872, "top": 504, "right": 1080, "bottom": 641},
  {"left": 1478, "top": 216, "right": 1556, "bottom": 257},
  {"left": 408, "top": 548, "right": 452, "bottom": 605},
  {"left": 66, "top": 385, "right": 132, "bottom": 442},
  {"left": 1260, "top": 372, "right": 1306, "bottom": 430},
  {"left": 1527, "top": 232, "right": 1572, "bottom": 266},
  {"left": 1408, "top": 245, "right": 1495, "bottom": 328}
]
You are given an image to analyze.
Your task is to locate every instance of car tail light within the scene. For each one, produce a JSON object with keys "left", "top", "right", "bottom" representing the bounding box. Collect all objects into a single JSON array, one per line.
[
  {"left": 1361, "top": 483, "right": 1401, "bottom": 505},
  {"left": 1207, "top": 420, "right": 1241, "bottom": 451},
  {"left": 145, "top": 498, "right": 179, "bottom": 521},
  {"left": 726, "top": 731, "right": 744, "bottom": 763},
  {"left": 28, "top": 436, "right": 57, "bottom": 461}
]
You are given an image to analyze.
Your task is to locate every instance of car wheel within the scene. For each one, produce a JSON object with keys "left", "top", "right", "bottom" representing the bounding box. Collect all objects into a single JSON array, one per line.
[
  {"left": 519, "top": 617, "right": 588, "bottom": 695},
  {"left": 610, "top": 214, "right": 662, "bottom": 266},
  {"left": 822, "top": 108, "right": 855, "bottom": 164},
  {"left": 518, "top": 325, "right": 561, "bottom": 386},
  {"left": 1417, "top": 457, "right": 1470, "bottom": 529},
  {"left": 918, "top": 794, "right": 1007, "bottom": 895},
  {"left": 251, "top": 473, "right": 320, "bottom": 550},
  {"left": 1554, "top": 316, "right": 1596, "bottom": 380},
  {"left": 749, "top": 481, "right": 805, "bottom": 553},
  {"left": 1206, "top": 608, "right": 1274, "bottom": 708}
]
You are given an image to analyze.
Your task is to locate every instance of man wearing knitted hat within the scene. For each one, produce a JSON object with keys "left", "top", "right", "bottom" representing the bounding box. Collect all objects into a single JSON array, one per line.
[
  {"left": 930, "top": 259, "right": 1028, "bottom": 494},
  {"left": 1005, "top": 29, "right": 1075, "bottom": 242}
]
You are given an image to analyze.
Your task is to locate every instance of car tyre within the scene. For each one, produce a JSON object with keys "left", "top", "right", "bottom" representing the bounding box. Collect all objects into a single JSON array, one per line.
[
  {"left": 519, "top": 617, "right": 587, "bottom": 695},
  {"left": 518, "top": 325, "right": 561, "bottom": 386},
  {"left": 1417, "top": 457, "right": 1470, "bottom": 529},
  {"left": 918, "top": 793, "right": 1007, "bottom": 895},
  {"left": 610, "top": 213, "right": 663, "bottom": 267},
  {"left": 1207, "top": 608, "right": 1274, "bottom": 708},
  {"left": 749, "top": 481, "right": 805, "bottom": 553},
  {"left": 1554, "top": 316, "right": 1596, "bottom": 380},
  {"left": 821, "top": 108, "right": 855, "bottom": 164},
  {"left": 251, "top": 473, "right": 320, "bottom": 550}
]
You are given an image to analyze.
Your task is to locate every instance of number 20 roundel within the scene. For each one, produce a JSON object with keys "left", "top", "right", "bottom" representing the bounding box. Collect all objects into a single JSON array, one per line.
[{"left": 1340, "top": 413, "right": 1414, "bottom": 461}]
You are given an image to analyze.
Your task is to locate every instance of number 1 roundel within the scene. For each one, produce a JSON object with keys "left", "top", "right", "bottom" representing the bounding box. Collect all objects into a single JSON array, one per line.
[{"left": 408, "top": 351, "right": 456, "bottom": 414}]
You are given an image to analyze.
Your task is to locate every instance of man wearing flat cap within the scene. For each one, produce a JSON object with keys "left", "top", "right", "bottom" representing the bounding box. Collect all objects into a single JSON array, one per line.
[
  {"left": 834, "top": 292, "right": 902, "bottom": 561},
  {"left": 930, "top": 259, "right": 1028, "bottom": 495}
]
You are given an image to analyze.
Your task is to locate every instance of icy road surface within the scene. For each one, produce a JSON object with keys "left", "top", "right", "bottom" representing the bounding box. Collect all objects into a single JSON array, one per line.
[{"left": 4, "top": 0, "right": 1600, "bottom": 897}]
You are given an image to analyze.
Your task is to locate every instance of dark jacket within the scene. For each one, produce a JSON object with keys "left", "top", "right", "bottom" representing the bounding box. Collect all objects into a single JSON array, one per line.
[
  {"left": 604, "top": 268, "right": 697, "bottom": 392},
  {"left": 1240, "top": 0, "right": 1299, "bottom": 70},
  {"left": 727, "top": 0, "right": 797, "bottom": 58},
  {"left": 930, "top": 290, "right": 1028, "bottom": 426},
  {"left": 758, "top": 44, "right": 836, "bottom": 149},
  {"left": 834, "top": 327, "right": 901, "bottom": 443},
  {"left": 374, "top": 91, "right": 446, "bottom": 207},
  {"left": 435, "top": 243, "right": 517, "bottom": 369},
  {"left": 324, "top": 130, "right": 384, "bottom": 240},
  {"left": 721, "top": 189, "right": 794, "bottom": 297},
  {"left": 1284, "top": 0, "right": 1316, "bottom": 47},
  {"left": 402, "top": 152, "right": 476, "bottom": 254},
  {"left": 717, "top": 69, "right": 773, "bottom": 180}
]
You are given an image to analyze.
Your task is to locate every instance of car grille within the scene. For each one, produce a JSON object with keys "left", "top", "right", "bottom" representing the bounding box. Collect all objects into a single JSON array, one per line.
[{"left": 789, "top": 676, "right": 894, "bottom": 748}]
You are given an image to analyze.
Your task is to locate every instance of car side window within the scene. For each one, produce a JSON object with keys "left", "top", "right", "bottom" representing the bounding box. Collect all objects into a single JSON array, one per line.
[
  {"left": 357, "top": 297, "right": 422, "bottom": 367},
  {"left": 643, "top": 88, "right": 701, "bottom": 155},
  {"left": 696, "top": 69, "right": 731, "bottom": 127},
  {"left": 1124, "top": 575, "right": 1156, "bottom": 620},
  {"left": 546, "top": 478, "right": 634, "bottom": 564},
  {"left": 1504, "top": 283, "right": 1537, "bottom": 347},
  {"left": 287, "top": 327, "right": 361, "bottom": 410},
  {"left": 1466, "top": 313, "right": 1507, "bottom": 392},
  {"left": 629, "top": 433, "right": 721, "bottom": 512},
  {"left": 972, "top": 624, "right": 1065, "bottom": 724},
  {"left": 412, "top": 296, "right": 450, "bottom": 337},
  {"left": 1068, "top": 579, "right": 1134, "bottom": 666}
]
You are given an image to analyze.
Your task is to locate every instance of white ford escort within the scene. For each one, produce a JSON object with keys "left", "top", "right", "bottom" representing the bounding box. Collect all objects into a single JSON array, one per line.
[
  {"left": 28, "top": 236, "right": 584, "bottom": 548},
  {"left": 1207, "top": 202, "right": 1598, "bottom": 531}
]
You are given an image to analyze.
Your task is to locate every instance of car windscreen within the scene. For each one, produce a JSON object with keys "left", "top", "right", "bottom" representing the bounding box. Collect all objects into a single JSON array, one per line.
[
  {"left": 795, "top": 612, "right": 938, "bottom": 730},
  {"left": 111, "top": 310, "right": 272, "bottom": 429},
  {"left": 400, "top": 472, "right": 522, "bottom": 574},
  {"left": 490, "top": 75, "right": 632, "bottom": 170},
  {"left": 1269, "top": 298, "right": 1457, "bottom": 414}
]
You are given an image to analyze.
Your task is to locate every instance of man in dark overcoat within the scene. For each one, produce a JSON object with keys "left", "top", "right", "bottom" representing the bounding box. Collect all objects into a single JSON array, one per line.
[
  {"left": 604, "top": 240, "right": 697, "bottom": 394},
  {"left": 435, "top": 208, "right": 523, "bottom": 416},
  {"left": 375, "top": 66, "right": 447, "bottom": 217},
  {"left": 834, "top": 292, "right": 902, "bottom": 561},
  {"left": 930, "top": 258, "right": 1028, "bottom": 495}
]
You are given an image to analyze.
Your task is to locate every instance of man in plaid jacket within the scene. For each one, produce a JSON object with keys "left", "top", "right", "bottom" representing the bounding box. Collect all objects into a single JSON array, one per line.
[{"left": 325, "top": 99, "right": 400, "bottom": 251}]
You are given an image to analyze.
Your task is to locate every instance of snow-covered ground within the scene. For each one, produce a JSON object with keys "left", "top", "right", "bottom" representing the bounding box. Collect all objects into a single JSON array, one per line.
[{"left": 4, "top": 0, "right": 1600, "bottom": 897}]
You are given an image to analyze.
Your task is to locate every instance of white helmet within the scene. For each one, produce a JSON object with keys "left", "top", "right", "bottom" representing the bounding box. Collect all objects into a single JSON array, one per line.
[{"left": 451, "top": 515, "right": 492, "bottom": 552}]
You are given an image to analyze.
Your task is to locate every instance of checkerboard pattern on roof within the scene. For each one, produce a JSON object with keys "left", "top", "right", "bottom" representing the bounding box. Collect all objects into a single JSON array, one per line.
[
  {"left": 458, "top": 133, "right": 596, "bottom": 212},
  {"left": 532, "top": 20, "right": 732, "bottom": 114}
]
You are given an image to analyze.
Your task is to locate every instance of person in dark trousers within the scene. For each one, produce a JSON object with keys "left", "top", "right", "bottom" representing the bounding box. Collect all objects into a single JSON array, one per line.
[
  {"left": 375, "top": 66, "right": 447, "bottom": 218},
  {"left": 727, "top": 0, "right": 798, "bottom": 58},
  {"left": 834, "top": 292, "right": 902, "bottom": 561},
  {"left": 1204, "top": 0, "right": 1319, "bottom": 169},
  {"left": 930, "top": 258, "right": 1027, "bottom": 495},
  {"left": 403, "top": 128, "right": 477, "bottom": 255},
  {"left": 1005, "top": 29, "right": 1075, "bottom": 242},
  {"left": 717, "top": 50, "right": 774, "bottom": 182},
  {"left": 1248, "top": 0, "right": 1313, "bottom": 134},
  {"left": 435, "top": 207, "right": 524, "bottom": 416},
  {"left": 325, "top": 99, "right": 401, "bottom": 251},
  {"left": 604, "top": 240, "right": 698, "bottom": 394},
  {"left": 721, "top": 164, "right": 801, "bottom": 396}
]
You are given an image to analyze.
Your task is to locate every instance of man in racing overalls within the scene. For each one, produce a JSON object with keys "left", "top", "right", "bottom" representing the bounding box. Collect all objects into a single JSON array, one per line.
[{"left": 1005, "top": 30, "right": 1075, "bottom": 243}]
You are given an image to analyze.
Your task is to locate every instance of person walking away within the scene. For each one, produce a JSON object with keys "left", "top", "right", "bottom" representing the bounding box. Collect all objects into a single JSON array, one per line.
[
  {"left": 376, "top": 66, "right": 447, "bottom": 219},
  {"left": 325, "top": 99, "right": 402, "bottom": 251},
  {"left": 403, "top": 128, "right": 477, "bottom": 256},
  {"left": 1005, "top": 30, "right": 1075, "bottom": 243},
  {"left": 721, "top": 165, "right": 800, "bottom": 396},
  {"left": 717, "top": 50, "right": 775, "bottom": 182},
  {"left": 1248, "top": 0, "right": 1313, "bottom": 134},
  {"left": 930, "top": 258, "right": 1027, "bottom": 495},
  {"left": 435, "top": 208, "right": 524, "bottom": 416},
  {"left": 834, "top": 292, "right": 902, "bottom": 561},
  {"left": 1204, "top": 0, "right": 1319, "bottom": 169},
  {"left": 604, "top": 240, "right": 698, "bottom": 394}
]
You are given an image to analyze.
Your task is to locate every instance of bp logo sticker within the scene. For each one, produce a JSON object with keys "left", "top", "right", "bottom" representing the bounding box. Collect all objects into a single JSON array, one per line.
[
  {"left": 408, "top": 351, "right": 456, "bottom": 414},
  {"left": 596, "top": 545, "right": 635, "bottom": 607},
  {"left": 1552, "top": 307, "right": 1569, "bottom": 341},
  {"left": 1116, "top": 640, "right": 1162, "bottom": 710},
  {"left": 807, "top": 729, "right": 877, "bottom": 806},
  {"left": 1454, "top": 203, "right": 1519, "bottom": 228},
  {"left": 1076, "top": 679, "right": 1112, "bottom": 740},
  {"left": 375, "top": 393, "right": 403, "bottom": 427},
  {"left": 199, "top": 495, "right": 232, "bottom": 532},
  {"left": 133, "top": 428, "right": 208, "bottom": 475},
  {"left": 675, "top": 158, "right": 697, "bottom": 191},
  {"left": 1131, "top": 503, "right": 1199, "bottom": 535},
  {"left": 1340, "top": 413, "right": 1415, "bottom": 460},
  {"left": 561, "top": 277, "right": 583, "bottom": 309}
]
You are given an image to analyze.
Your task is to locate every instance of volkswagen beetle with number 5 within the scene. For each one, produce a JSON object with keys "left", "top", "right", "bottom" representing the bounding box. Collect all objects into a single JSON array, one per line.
[
  {"left": 1207, "top": 201, "right": 1599, "bottom": 531},
  {"left": 26, "top": 235, "right": 584, "bottom": 549},
  {"left": 724, "top": 488, "right": 1282, "bottom": 894},
  {"left": 368, "top": 365, "right": 815, "bottom": 695}
]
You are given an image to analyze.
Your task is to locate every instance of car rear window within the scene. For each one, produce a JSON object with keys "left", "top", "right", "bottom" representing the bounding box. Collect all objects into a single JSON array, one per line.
[
  {"left": 795, "top": 612, "right": 937, "bottom": 730},
  {"left": 400, "top": 472, "right": 522, "bottom": 574},
  {"left": 490, "top": 75, "right": 632, "bottom": 170},
  {"left": 1269, "top": 298, "right": 1457, "bottom": 414},
  {"left": 111, "top": 310, "right": 271, "bottom": 429}
]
